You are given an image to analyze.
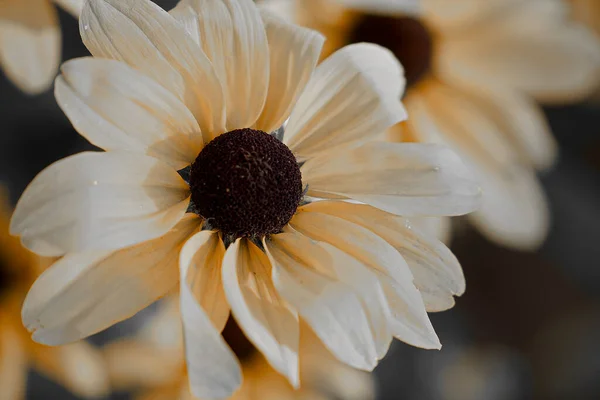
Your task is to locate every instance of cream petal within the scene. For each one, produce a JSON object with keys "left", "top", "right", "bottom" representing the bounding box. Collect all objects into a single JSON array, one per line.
[
  {"left": 32, "top": 341, "right": 110, "bottom": 398},
  {"left": 169, "top": 0, "right": 269, "bottom": 134},
  {"left": 470, "top": 166, "right": 550, "bottom": 250},
  {"left": 284, "top": 43, "right": 407, "bottom": 160},
  {"left": 11, "top": 151, "right": 190, "bottom": 256},
  {"left": 265, "top": 231, "right": 379, "bottom": 370},
  {"left": 409, "top": 216, "right": 452, "bottom": 245},
  {"left": 53, "top": 0, "right": 83, "bottom": 17},
  {"left": 254, "top": 10, "right": 324, "bottom": 134},
  {"left": 222, "top": 239, "right": 299, "bottom": 387},
  {"left": 300, "top": 201, "right": 464, "bottom": 312},
  {"left": 301, "top": 142, "right": 481, "bottom": 217},
  {"left": 22, "top": 215, "right": 201, "bottom": 345},
  {"left": 290, "top": 211, "right": 440, "bottom": 349},
  {"left": 0, "top": 325, "right": 26, "bottom": 400},
  {"left": 333, "top": 0, "right": 421, "bottom": 15},
  {"left": 80, "top": 0, "right": 225, "bottom": 136},
  {"left": 180, "top": 231, "right": 229, "bottom": 332},
  {"left": 56, "top": 58, "right": 203, "bottom": 170},
  {"left": 0, "top": 0, "right": 60, "bottom": 94},
  {"left": 179, "top": 234, "right": 242, "bottom": 399},
  {"left": 438, "top": 0, "right": 600, "bottom": 103}
]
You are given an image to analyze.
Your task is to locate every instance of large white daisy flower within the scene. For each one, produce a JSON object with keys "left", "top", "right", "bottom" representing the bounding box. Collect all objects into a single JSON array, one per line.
[
  {"left": 282, "top": 0, "right": 600, "bottom": 250},
  {"left": 10, "top": 0, "right": 480, "bottom": 398},
  {"left": 0, "top": 0, "right": 82, "bottom": 94}
]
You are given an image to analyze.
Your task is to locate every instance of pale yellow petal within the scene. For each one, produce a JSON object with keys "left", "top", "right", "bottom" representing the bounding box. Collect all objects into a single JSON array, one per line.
[
  {"left": 0, "top": 324, "right": 27, "bottom": 400},
  {"left": 222, "top": 239, "right": 300, "bottom": 387},
  {"left": 284, "top": 43, "right": 407, "bottom": 160},
  {"left": 56, "top": 57, "right": 203, "bottom": 170},
  {"left": 22, "top": 215, "right": 201, "bottom": 345},
  {"left": 53, "top": 0, "right": 83, "bottom": 17},
  {"left": 80, "top": 0, "right": 226, "bottom": 135},
  {"left": 11, "top": 151, "right": 190, "bottom": 256},
  {"left": 0, "top": 0, "right": 60, "bottom": 94}
]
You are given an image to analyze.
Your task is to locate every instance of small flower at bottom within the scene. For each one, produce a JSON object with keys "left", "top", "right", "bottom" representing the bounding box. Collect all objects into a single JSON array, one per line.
[{"left": 10, "top": 0, "right": 481, "bottom": 398}]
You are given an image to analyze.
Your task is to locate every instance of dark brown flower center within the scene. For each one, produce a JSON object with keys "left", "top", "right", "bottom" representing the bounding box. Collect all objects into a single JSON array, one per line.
[
  {"left": 348, "top": 15, "right": 433, "bottom": 88},
  {"left": 189, "top": 128, "right": 303, "bottom": 239}
]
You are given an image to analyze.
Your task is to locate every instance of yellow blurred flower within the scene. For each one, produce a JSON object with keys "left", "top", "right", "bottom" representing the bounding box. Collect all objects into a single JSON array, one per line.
[
  {"left": 104, "top": 298, "right": 375, "bottom": 400},
  {"left": 272, "top": 0, "right": 600, "bottom": 250},
  {"left": 0, "top": 188, "right": 108, "bottom": 399},
  {"left": 570, "top": 0, "right": 600, "bottom": 34},
  {"left": 0, "top": 0, "right": 82, "bottom": 94}
]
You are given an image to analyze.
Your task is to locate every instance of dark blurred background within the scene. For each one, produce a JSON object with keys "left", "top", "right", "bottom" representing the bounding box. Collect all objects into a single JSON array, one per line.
[{"left": 1, "top": 2, "right": 599, "bottom": 399}]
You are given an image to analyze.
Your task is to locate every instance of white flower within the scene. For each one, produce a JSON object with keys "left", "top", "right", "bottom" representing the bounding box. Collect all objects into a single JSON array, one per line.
[
  {"left": 0, "top": 0, "right": 82, "bottom": 94},
  {"left": 10, "top": 0, "right": 480, "bottom": 398}
]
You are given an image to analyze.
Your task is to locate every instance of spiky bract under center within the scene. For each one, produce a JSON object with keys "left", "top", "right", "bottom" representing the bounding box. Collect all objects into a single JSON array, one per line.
[{"left": 189, "top": 128, "right": 303, "bottom": 239}]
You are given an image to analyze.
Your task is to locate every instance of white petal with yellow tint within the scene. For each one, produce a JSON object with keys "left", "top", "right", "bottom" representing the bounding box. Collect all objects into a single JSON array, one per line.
[
  {"left": 470, "top": 166, "right": 549, "bottom": 250},
  {"left": 169, "top": 0, "right": 269, "bottom": 133},
  {"left": 265, "top": 231, "right": 379, "bottom": 370},
  {"left": 300, "top": 201, "right": 464, "bottom": 312},
  {"left": 80, "top": 0, "right": 225, "bottom": 136},
  {"left": 0, "top": 0, "right": 60, "bottom": 94},
  {"left": 11, "top": 152, "right": 190, "bottom": 256},
  {"left": 54, "top": 0, "right": 84, "bottom": 16},
  {"left": 22, "top": 215, "right": 201, "bottom": 345},
  {"left": 284, "top": 43, "right": 407, "bottom": 160},
  {"left": 179, "top": 232, "right": 242, "bottom": 399},
  {"left": 302, "top": 142, "right": 481, "bottom": 217},
  {"left": 254, "top": 10, "right": 324, "bottom": 134},
  {"left": 33, "top": 341, "right": 109, "bottom": 398},
  {"left": 0, "top": 324, "right": 26, "bottom": 400},
  {"left": 438, "top": 0, "right": 600, "bottom": 102},
  {"left": 290, "top": 211, "right": 440, "bottom": 349},
  {"left": 222, "top": 239, "right": 299, "bottom": 387},
  {"left": 180, "top": 231, "right": 229, "bottom": 332},
  {"left": 56, "top": 58, "right": 203, "bottom": 170}
]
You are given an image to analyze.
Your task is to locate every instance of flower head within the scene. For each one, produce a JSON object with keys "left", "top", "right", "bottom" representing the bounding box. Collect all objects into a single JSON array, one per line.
[
  {"left": 10, "top": 0, "right": 480, "bottom": 398},
  {"left": 281, "top": 0, "right": 600, "bottom": 249}
]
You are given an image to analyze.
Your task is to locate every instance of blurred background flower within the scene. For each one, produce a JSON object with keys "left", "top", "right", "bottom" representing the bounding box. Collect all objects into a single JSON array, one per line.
[{"left": 1, "top": 0, "right": 600, "bottom": 399}]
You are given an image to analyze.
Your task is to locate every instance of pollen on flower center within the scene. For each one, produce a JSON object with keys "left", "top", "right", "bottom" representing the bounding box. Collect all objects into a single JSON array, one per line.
[
  {"left": 189, "top": 128, "right": 303, "bottom": 239},
  {"left": 348, "top": 15, "right": 433, "bottom": 88}
]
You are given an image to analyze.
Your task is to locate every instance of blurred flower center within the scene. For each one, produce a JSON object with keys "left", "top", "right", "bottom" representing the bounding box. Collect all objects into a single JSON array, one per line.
[
  {"left": 348, "top": 15, "right": 433, "bottom": 88},
  {"left": 221, "top": 316, "right": 258, "bottom": 361},
  {"left": 189, "top": 128, "right": 303, "bottom": 239},
  {"left": 0, "top": 257, "right": 11, "bottom": 296}
]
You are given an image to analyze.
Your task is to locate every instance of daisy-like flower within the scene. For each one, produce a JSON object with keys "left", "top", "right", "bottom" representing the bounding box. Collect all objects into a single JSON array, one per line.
[
  {"left": 0, "top": 188, "right": 108, "bottom": 400},
  {"left": 0, "top": 0, "right": 82, "bottom": 94},
  {"left": 10, "top": 0, "right": 480, "bottom": 397},
  {"left": 279, "top": 0, "right": 600, "bottom": 249},
  {"left": 104, "top": 298, "right": 375, "bottom": 400}
]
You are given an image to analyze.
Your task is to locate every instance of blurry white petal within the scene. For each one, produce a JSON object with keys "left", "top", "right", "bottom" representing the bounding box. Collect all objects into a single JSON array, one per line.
[
  {"left": 33, "top": 341, "right": 109, "bottom": 398},
  {"left": 301, "top": 202, "right": 464, "bottom": 312},
  {"left": 180, "top": 233, "right": 242, "bottom": 399},
  {"left": 302, "top": 142, "right": 481, "bottom": 217},
  {"left": 22, "top": 215, "right": 201, "bottom": 345},
  {"left": 254, "top": 10, "right": 324, "bottom": 134},
  {"left": 80, "top": 0, "right": 225, "bottom": 135},
  {"left": 285, "top": 43, "right": 407, "bottom": 160},
  {"left": 265, "top": 231, "right": 379, "bottom": 370},
  {"left": 470, "top": 166, "right": 550, "bottom": 250},
  {"left": 290, "top": 210, "right": 440, "bottom": 348},
  {"left": 410, "top": 216, "right": 452, "bottom": 245},
  {"left": 11, "top": 151, "right": 190, "bottom": 256},
  {"left": 169, "top": 0, "right": 269, "bottom": 134},
  {"left": 54, "top": 0, "right": 84, "bottom": 17},
  {"left": 180, "top": 231, "right": 229, "bottom": 332},
  {"left": 0, "top": 326, "right": 26, "bottom": 400},
  {"left": 0, "top": 0, "right": 60, "bottom": 94},
  {"left": 222, "top": 239, "right": 299, "bottom": 387},
  {"left": 333, "top": 0, "right": 421, "bottom": 16},
  {"left": 56, "top": 58, "right": 203, "bottom": 170},
  {"left": 438, "top": 0, "right": 600, "bottom": 102}
]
